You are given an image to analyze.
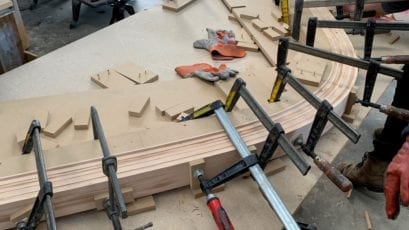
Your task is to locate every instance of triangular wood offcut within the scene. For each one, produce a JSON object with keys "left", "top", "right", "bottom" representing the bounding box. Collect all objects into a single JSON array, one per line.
[
  {"left": 129, "top": 96, "right": 150, "bottom": 118},
  {"left": 43, "top": 112, "right": 72, "bottom": 138},
  {"left": 115, "top": 63, "right": 159, "bottom": 84},
  {"left": 91, "top": 69, "right": 135, "bottom": 89}
]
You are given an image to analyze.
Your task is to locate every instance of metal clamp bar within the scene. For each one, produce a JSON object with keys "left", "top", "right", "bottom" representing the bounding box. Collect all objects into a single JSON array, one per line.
[
  {"left": 314, "top": 19, "right": 409, "bottom": 31},
  {"left": 90, "top": 106, "right": 127, "bottom": 229},
  {"left": 213, "top": 107, "right": 300, "bottom": 230},
  {"left": 20, "top": 120, "right": 57, "bottom": 230},
  {"left": 283, "top": 68, "right": 361, "bottom": 143},
  {"left": 285, "top": 39, "right": 403, "bottom": 79},
  {"left": 234, "top": 80, "right": 310, "bottom": 175}
]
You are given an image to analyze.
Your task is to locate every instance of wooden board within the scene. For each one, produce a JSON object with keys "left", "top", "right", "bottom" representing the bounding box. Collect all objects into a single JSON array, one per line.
[
  {"left": 164, "top": 103, "right": 194, "bottom": 120},
  {"left": 91, "top": 69, "right": 135, "bottom": 89},
  {"left": 115, "top": 63, "right": 159, "bottom": 84},
  {"left": 252, "top": 19, "right": 268, "bottom": 31},
  {"left": 162, "top": 0, "right": 196, "bottom": 12},
  {"left": 237, "top": 41, "right": 259, "bottom": 52},
  {"left": 263, "top": 28, "right": 281, "bottom": 41},
  {"left": 222, "top": 0, "right": 246, "bottom": 11},
  {"left": 129, "top": 96, "right": 150, "bottom": 118},
  {"left": 43, "top": 112, "right": 73, "bottom": 138}
]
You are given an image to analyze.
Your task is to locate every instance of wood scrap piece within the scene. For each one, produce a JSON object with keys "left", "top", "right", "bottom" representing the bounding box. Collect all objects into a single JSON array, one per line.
[
  {"left": 164, "top": 103, "right": 194, "bottom": 120},
  {"left": 43, "top": 112, "right": 72, "bottom": 138},
  {"left": 94, "top": 187, "right": 134, "bottom": 210},
  {"left": 15, "top": 130, "right": 27, "bottom": 148},
  {"left": 129, "top": 96, "right": 150, "bottom": 118},
  {"left": 344, "top": 86, "right": 358, "bottom": 115},
  {"left": 91, "top": 69, "right": 135, "bottom": 89},
  {"left": 364, "top": 210, "right": 372, "bottom": 230},
  {"left": 263, "top": 28, "right": 280, "bottom": 41},
  {"left": 155, "top": 101, "right": 182, "bottom": 116},
  {"left": 240, "top": 10, "right": 259, "bottom": 20},
  {"left": 252, "top": 19, "right": 269, "bottom": 31},
  {"left": 388, "top": 33, "right": 400, "bottom": 44},
  {"left": 270, "top": 19, "right": 289, "bottom": 35},
  {"left": 73, "top": 108, "right": 90, "bottom": 130},
  {"left": 162, "top": 0, "right": 197, "bottom": 12},
  {"left": 115, "top": 63, "right": 159, "bottom": 84},
  {"left": 127, "top": 196, "right": 156, "bottom": 216},
  {"left": 236, "top": 41, "right": 259, "bottom": 52},
  {"left": 176, "top": 112, "right": 189, "bottom": 122},
  {"left": 222, "top": 0, "right": 245, "bottom": 11}
]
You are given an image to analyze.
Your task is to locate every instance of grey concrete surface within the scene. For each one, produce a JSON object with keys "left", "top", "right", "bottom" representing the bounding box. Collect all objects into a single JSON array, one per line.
[{"left": 18, "top": 0, "right": 161, "bottom": 55}]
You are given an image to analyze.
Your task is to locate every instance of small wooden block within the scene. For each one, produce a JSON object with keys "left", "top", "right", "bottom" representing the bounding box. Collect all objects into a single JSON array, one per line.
[
  {"left": 236, "top": 41, "right": 259, "bottom": 52},
  {"left": 364, "top": 210, "right": 372, "bottom": 230},
  {"left": 15, "top": 129, "right": 28, "bottom": 148},
  {"left": 342, "top": 106, "right": 359, "bottom": 123},
  {"left": 127, "top": 196, "right": 156, "bottom": 216},
  {"left": 73, "top": 108, "right": 90, "bottom": 130},
  {"left": 270, "top": 20, "right": 288, "bottom": 35},
  {"left": 252, "top": 19, "right": 268, "bottom": 31},
  {"left": 94, "top": 187, "right": 134, "bottom": 210},
  {"left": 263, "top": 28, "right": 280, "bottom": 41},
  {"left": 192, "top": 184, "right": 225, "bottom": 199},
  {"left": 9, "top": 205, "right": 31, "bottom": 223},
  {"left": 115, "top": 63, "right": 159, "bottom": 84},
  {"left": 240, "top": 11, "right": 259, "bottom": 20},
  {"left": 162, "top": 0, "right": 197, "bottom": 12},
  {"left": 155, "top": 102, "right": 182, "bottom": 116},
  {"left": 189, "top": 159, "right": 205, "bottom": 191},
  {"left": 91, "top": 69, "right": 135, "bottom": 89},
  {"left": 164, "top": 103, "right": 194, "bottom": 120},
  {"left": 129, "top": 96, "right": 150, "bottom": 118},
  {"left": 388, "top": 33, "right": 400, "bottom": 44},
  {"left": 222, "top": 0, "right": 245, "bottom": 11},
  {"left": 344, "top": 87, "right": 358, "bottom": 115},
  {"left": 242, "top": 158, "right": 286, "bottom": 179},
  {"left": 43, "top": 112, "right": 72, "bottom": 138}
]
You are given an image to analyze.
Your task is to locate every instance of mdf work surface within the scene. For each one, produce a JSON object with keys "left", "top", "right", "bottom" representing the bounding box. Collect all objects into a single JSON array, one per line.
[{"left": 0, "top": 0, "right": 361, "bottom": 229}]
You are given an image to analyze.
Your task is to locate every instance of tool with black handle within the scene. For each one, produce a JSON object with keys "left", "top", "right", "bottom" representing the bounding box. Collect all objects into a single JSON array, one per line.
[
  {"left": 293, "top": 101, "right": 353, "bottom": 192},
  {"left": 194, "top": 169, "right": 234, "bottom": 230},
  {"left": 17, "top": 120, "right": 57, "bottom": 230},
  {"left": 183, "top": 99, "right": 302, "bottom": 229},
  {"left": 91, "top": 106, "right": 127, "bottom": 230}
]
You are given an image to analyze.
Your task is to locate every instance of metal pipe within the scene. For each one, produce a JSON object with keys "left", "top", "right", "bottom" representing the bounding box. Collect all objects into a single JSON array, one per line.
[
  {"left": 33, "top": 128, "right": 56, "bottom": 230},
  {"left": 239, "top": 86, "right": 310, "bottom": 175},
  {"left": 287, "top": 41, "right": 403, "bottom": 79},
  {"left": 316, "top": 20, "right": 409, "bottom": 31},
  {"left": 214, "top": 108, "right": 300, "bottom": 230}
]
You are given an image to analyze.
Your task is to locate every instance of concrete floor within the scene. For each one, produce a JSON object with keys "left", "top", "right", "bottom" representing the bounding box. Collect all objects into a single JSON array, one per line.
[{"left": 17, "top": 1, "right": 409, "bottom": 229}]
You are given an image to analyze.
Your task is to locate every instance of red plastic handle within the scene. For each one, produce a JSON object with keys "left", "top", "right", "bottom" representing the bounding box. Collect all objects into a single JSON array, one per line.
[
  {"left": 207, "top": 197, "right": 234, "bottom": 230},
  {"left": 314, "top": 158, "right": 352, "bottom": 192}
]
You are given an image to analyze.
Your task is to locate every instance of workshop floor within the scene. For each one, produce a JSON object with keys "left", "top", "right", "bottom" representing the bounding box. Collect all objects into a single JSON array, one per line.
[{"left": 17, "top": 1, "right": 409, "bottom": 229}]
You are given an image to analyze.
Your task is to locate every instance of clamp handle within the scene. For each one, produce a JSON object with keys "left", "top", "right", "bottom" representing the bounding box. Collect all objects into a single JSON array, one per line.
[{"left": 313, "top": 158, "right": 352, "bottom": 192}]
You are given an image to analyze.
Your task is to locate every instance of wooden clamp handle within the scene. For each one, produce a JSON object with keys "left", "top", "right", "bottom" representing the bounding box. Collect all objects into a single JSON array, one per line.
[{"left": 314, "top": 158, "right": 352, "bottom": 192}]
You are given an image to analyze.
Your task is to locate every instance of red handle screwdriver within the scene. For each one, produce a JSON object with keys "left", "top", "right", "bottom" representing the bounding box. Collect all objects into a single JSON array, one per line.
[{"left": 195, "top": 169, "right": 234, "bottom": 230}]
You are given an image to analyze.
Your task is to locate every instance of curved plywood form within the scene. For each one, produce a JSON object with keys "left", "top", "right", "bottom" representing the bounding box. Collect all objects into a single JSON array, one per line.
[{"left": 0, "top": 2, "right": 357, "bottom": 228}]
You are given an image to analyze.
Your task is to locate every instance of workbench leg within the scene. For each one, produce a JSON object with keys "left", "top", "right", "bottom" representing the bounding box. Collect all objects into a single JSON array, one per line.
[{"left": 70, "top": 0, "right": 82, "bottom": 29}]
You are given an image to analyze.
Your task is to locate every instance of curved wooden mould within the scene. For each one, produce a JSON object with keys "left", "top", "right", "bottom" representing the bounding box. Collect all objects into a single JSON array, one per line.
[{"left": 0, "top": 4, "right": 357, "bottom": 230}]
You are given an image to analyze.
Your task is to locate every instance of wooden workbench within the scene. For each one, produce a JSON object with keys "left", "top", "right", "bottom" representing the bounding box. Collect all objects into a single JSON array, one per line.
[{"left": 1, "top": 0, "right": 400, "bottom": 229}]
